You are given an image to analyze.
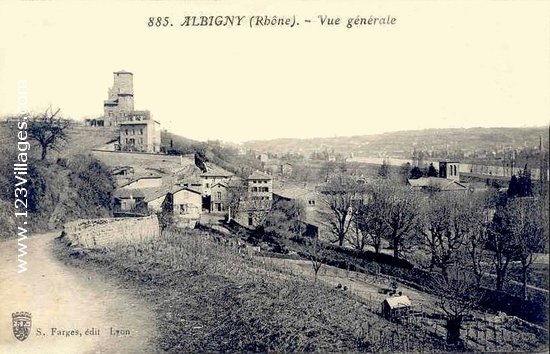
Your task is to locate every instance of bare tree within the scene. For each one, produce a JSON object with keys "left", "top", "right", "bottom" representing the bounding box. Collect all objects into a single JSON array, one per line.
[
  {"left": 302, "top": 237, "right": 328, "bottom": 283},
  {"left": 463, "top": 190, "right": 497, "bottom": 288},
  {"left": 430, "top": 269, "right": 484, "bottom": 347},
  {"left": 380, "top": 181, "right": 422, "bottom": 259},
  {"left": 419, "top": 192, "right": 481, "bottom": 280},
  {"left": 488, "top": 197, "right": 523, "bottom": 292},
  {"left": 507, "top": 197, "right": 546, "bottom": 300},
  {"left": 318, "top": 174, "right": 366, "bottom": 247},
  {"left": 227, "top": 179, "right": 248, "bottom": 222},
  {"left": 263, "top": 199, "right": 306, "bottom": 239},
  {"left": 352, "top": 182, "right": 390, "bottom": 253},
  {"left": 27, "top": 107, "right": 73, "bottom": 160}
]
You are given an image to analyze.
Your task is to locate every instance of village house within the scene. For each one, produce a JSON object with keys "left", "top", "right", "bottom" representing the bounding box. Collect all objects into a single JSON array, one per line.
[
  {"left": 232, "top": 170, "right": 274, "bottom": 228},
  {"left": 279, "top": 162, "right": 293, "bottom": 176},
  {"left": 113, "top": 189, "right": 145, "bottom": 213},
  {"left": 257, "top": 153, "right": 269, "bottom": 164},
  {"left": 138, "top": 185, "right": 174, "bottom": 213},
  {"left": 247, "top": 170, "right": 272, "bottom": 200},
  {"left": 119, "top": 111, "right": 161, "bottom": 153},
  {"left": 210, "top": 182, "right": 229, "bottom": 213},
  {"left": 198, "top": 165, "right": 234, "bottom": 211},
  {"left": 199, "top": 167, "right": 233, "bottom": 196},
  {"left": 170, "top": 187, "right": 202, "bottom": 228},
  {"left": 272, "top": 184, "right": 322, "bottom": 238}
]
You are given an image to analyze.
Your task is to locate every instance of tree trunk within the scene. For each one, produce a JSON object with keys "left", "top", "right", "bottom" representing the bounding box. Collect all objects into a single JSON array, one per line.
[
  {"left": 496, "top": 269, "right": 504, "bottom": 292},
  {"left": 338, "top": 234, "right": 344, "bottom": 247},
  {"left": 446, "top": 317, "right": 463, "bottom": 346},
  {"left": 41, "top": 145, "right": 47, "bottom": 160},
  {"left": 392, "top": 232, "right": 399, "bottom": 259},
  {"left": 521, "top": 263, "right": 528, "bottom": 301}
]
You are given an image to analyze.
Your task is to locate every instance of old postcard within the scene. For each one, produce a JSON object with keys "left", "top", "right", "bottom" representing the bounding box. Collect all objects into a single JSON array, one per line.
[{"left": 0, "top": 0, "right": 548, "bottom": 353}]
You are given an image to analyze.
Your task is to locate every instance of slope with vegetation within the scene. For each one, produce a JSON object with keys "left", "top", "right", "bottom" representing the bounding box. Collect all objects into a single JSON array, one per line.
[
  {"left": 0, "top": 115, "right": 116, "bottom": 237},
  {"left": 57, "top": 228, "right": 452, "bottom": 353}
]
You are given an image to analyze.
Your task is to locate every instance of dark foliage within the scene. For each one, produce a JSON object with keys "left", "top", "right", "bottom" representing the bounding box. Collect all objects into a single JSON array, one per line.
[{"left": 426, "top": 163, "right": 438, "bottom": 177}]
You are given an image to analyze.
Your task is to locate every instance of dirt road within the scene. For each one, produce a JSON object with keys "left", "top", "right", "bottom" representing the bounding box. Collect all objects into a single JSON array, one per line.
[{"left": 0, "top": 232, "right": 158, "bottom": 354}]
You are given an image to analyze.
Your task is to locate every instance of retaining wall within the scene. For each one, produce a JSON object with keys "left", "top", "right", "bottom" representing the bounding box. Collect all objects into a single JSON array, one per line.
[{"left": 63, "top": 215, "right": 159, "bottom": 248}]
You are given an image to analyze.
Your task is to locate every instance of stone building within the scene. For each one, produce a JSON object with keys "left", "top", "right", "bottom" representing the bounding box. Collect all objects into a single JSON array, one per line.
[
  {"left": 119, "top": 113, "right": 161, "bottom": 153},
  {"left": 232, "top": 171, "right": 273, "bottom": 228},
  {"left": 102, "top": 70, "right": 163, "bottom": 152},
  {"left": 439, "top": 160, "right": 460, "bottom": 182},
  {"left": 104, "top": 70, "right": 135, "bottom": 125},
  {"left": 247, "top": 170, "right": 272, "bottom": 201}
]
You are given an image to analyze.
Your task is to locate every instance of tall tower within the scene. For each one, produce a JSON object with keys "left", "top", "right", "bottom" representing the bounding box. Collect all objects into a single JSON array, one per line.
[{"left": 104, "top": 70, "right": 134, "bottom": 125}]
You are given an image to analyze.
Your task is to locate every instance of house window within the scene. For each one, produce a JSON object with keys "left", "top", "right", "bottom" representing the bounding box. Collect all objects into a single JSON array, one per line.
[
  {"left": 139, "top": 138, "right": 143, "bottom": 144},
  {"left": 125, "top": 129, "right": 128, "bottom": 135},
  {"left": 252, "top": 187, "right": 258, "bottom": 192},
  {"left": 140, "top": 129, "right": 143, "bottom": 135},
  {"left": 248, "top": 213, "right": 253, "bottom": 226},
  {"left": 217, "top": 192, "right": 222, "bottom": 200},
  {"left": 206, "top": 183, "right": 210, "bottom": 188},
  {"left": 132, "top": 129, "right": 135, "bottom": 135}
]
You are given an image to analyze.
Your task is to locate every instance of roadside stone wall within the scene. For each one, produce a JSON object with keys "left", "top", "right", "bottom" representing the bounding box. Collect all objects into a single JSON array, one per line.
[{"left": 63, "top": 215, "right": 159, "bottom": 248}]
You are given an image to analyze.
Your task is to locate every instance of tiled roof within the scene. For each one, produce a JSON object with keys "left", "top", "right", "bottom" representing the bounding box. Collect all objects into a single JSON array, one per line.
[
  {"left": 408, "top": 177, "right": 467, "bottom": 191},
  {"left": 118, "top": 175, "right": 163, "bottom": 188},
  {"left": 172, "top": 186, "right": 201, "bottom": 195},
  {"left": 247, "top": 170, "right": 272, "bottom": 180},
  {"left": 141, "top": 185, "right": 173, "bottom": 203},
  {"left": 200, "top": 163, "right": 233, "bottom": 177},
  {"left": 113, "top": 188, "right": 145, "bottom": 199},
  {"left": 273, "top": 186, "right": 317, "bottom": 201}
]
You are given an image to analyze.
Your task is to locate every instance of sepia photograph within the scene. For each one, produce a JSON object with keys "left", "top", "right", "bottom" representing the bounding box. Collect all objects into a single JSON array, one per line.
[{"left": 0, "top": 0, "right": 549, "bottom": 353}]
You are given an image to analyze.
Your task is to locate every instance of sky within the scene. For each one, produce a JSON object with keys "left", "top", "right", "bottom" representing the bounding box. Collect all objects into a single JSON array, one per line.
[{"left": 1, "top": 0, "right": 549, "bottom": 143}]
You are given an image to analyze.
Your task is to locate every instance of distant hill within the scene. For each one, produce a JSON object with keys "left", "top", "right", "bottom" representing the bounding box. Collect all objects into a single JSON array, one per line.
[{"left": 241, "top": 127, "right": 549, "bottom": 158}]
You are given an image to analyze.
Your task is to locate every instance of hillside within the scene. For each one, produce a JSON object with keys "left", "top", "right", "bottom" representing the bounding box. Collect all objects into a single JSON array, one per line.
[
  {"left": 241, "top": 127, "right": 549, "bottom": 158},
  {"left": 0, "top": 122, "right": 118, "bottom": 236},
  {"left": 57, "top": 228, "right": 451, "bottom": 353}
]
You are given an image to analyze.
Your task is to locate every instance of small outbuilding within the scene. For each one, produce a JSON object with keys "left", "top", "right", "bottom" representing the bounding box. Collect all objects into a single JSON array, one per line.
[{"left": 381, "top": 295, "right": 411, "bottom": 320}]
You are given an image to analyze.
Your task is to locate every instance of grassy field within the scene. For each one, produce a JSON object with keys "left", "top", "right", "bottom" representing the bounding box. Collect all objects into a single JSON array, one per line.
[{"left": 56, "top": 228, "right": 459, "bottom": 353}]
